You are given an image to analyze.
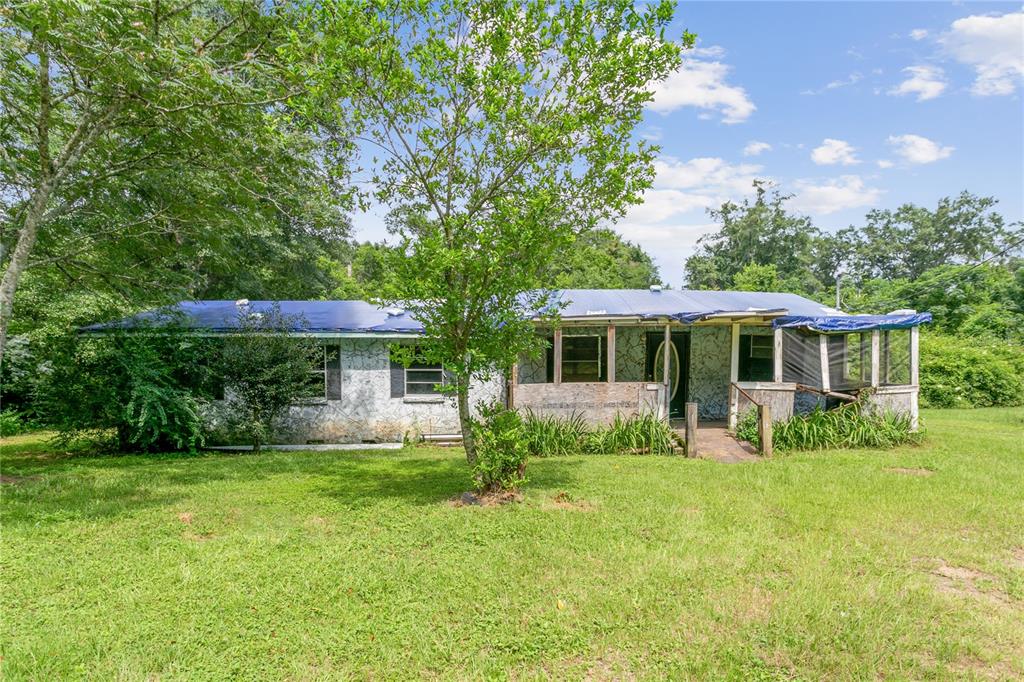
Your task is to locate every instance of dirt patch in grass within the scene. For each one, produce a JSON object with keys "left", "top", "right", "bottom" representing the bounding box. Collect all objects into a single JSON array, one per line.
[
  {"left": 547, "top": 491, "right": 595, "bottom": 511},
  {"left": 932, "top": 562, "right": 1015, "bottom": 607},
  {"left": 0, "top": 474, "right": 40, "bottom": 485},
  {"left": 1010, "top": 548, "right": 1024, "bottom": 570},
  {"left": 950, "top": 653, "right": 1021, "bottom": 681},
  {"left": 448, "top": 490, "right": 523, "bottom": 507},
  {"left": 886, "top": 467, "right": 934, "bottom": 476},
  {"left": 177, "top": 512, "right": 194, "bottom": 525}
]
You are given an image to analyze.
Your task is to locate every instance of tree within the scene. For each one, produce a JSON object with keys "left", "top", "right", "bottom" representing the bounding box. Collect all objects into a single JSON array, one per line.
[
  {"left": 0, "top": 0, "right": 350, "bottom": 360},
  {"left": 305, "top": 0, "right": 686, "bottom": 473},
  {"left": 217, "top": 305, "right": 322, "bottom": 452},
  {"left": 683, "top": 182, "right": 823, "bottom": 296},
  {"left": 545, "top": 228, "right": 661, "bottom": 289},
  {"left": 839, "top": 192, "right": 1022, "bottom": 281}
]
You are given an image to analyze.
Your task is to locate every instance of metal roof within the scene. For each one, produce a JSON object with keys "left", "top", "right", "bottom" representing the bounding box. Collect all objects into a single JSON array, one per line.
[{"left": 86, "top": 290, "right": 931, "bottom": 334}]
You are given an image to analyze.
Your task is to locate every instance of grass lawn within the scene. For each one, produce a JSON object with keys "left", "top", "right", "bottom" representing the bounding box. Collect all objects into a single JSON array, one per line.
[{"left": 2, "top": 408, "right": 1022, "bottom": 680}]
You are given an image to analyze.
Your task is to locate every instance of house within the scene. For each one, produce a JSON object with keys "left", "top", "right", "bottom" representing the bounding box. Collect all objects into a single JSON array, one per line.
[{"left": 95, "top": 289, "right": 931, "bottom": 445}]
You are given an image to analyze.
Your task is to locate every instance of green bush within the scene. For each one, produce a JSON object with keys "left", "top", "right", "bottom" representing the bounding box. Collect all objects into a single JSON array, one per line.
[
  {"left": 521, "top": 410, "right": 675, "bottom": 456},
  {"left": 919, "top": 333, "right": 1024, "bottom": 408},
  {"left": 34, "top": 319, "right": 218, "bottom": 452},
  {"left": 470, "top": 402, "right": 529, "bottom": 492},
  {"left": 736, "top": 403, "right": 921, "bottom": 452},
  {"left": 0, "top": 409, "right": 31, "bottom": 437}
]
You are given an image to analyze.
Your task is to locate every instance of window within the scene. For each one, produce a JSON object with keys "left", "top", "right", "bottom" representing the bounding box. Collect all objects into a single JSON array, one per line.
[
  {"left": 561, "top": 335, "right": 602, "bottom": 382},
  {"left": 843, "top": 333, "right": 870, "bottom": 386},
  {"left": 882, "top": 329, "right": 911, "bottom": 385},
  {"left": 750, "top": 335, "right": 773, "bottom": 359},
  {"left": 406, "top": 360, "right": 446, "bottom": 395},
  {"left": 739, "top": 334, "right": 773, "bottom": 382},
  {"left": 301, "top": 344, "right": 341, "bottom": 400}
]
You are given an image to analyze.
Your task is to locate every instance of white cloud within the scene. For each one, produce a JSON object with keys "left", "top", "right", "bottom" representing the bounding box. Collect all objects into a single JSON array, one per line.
[
  {"left": 624, "top": 156, "right": 763, "bottom": 225},
  {"left": 811, "top": 139, "right": 860, "bottom": 166},
  {"left": 888, "top": 65, "right": 948, "bottom": 101},
  {"left": 790, "top": 176, "right": 883, "bottom": 215},
  {"left": 909, "top": 28, "right": 929, "bottom": 41},
  {"left": 616, "top": 221, "right": 720, "bottom": 287},
  {"left": 742, "top": 141, "right": 772, "bottom": 157},
  {"left": 939, "top": 11, "right": 1024, "bottom": 96},
  {"left": 887, "top": 134, "right": 955, "bottom": 164},
  {"left": 650, "top": 46, "right": 755, "bottom": 123},
  {"left": 877, "top": 159, "right": 894, "bottom": 169},
  {"left": 827, "top": 72, "right": 863, "bottom": 89}
]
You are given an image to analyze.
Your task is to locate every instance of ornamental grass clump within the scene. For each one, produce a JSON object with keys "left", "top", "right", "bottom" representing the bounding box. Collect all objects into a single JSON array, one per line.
[
  {"left": 521, "top": 410, "right": 674, "bottom": 457},
  {"left": 737, "top": 402, "right": 922, "bottom": 452}
]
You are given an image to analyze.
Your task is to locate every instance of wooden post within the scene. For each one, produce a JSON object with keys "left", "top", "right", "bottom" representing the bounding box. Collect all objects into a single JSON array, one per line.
[
  {"left": 870, "top": 330, "right": 880, "bottom": 388},
  {"left": 819, "top": 334, "right": 831, "bottom": 393},
  {"left": 553, "top": 328, "right": 562, "bottom": 385},
  {"left": 685, "top": 402, "right": 698, "bottom": 458},
  {"left": 773, "top": 327, "right": 783, "bottom": 383},
  {"left": 662, "top": 323, "right": 671, "bottom": 419},
  {"left": 728, "top": 323, "right": 740, "bottom": 429},
  {"left": 910, "top": 326, "right": 920, "bottom": 431},
  {"left": 607, "top": 324, "right": 616, "bottom": 383},
  {"left": 728, "top": 382, "right": 737, "bottom": 430},
  {"left": 758, "top": 404, "right": 772, "bottom": 457}
]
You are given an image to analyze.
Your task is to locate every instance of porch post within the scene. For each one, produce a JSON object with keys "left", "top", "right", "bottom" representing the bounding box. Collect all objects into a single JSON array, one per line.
[
  {"left": 773, "top": 327, "right": 783, "bottom": 383},
  {"left": 819, "top": 334, "right": 831, "bottom": 393},
  {"left": 870, "top": 330, "right": 880, "bottom": 388},
  {"left": 910, "top": 325, "right": 920, "bottom": 430},
  {"left": 553, "top": 328, "right": 562, "bottom": 385},
  {"left": 729, "top": 322, "right": 740, "bottom": 429},
  {"left": 662, "top": 323, "right": 671, "bottom": 418},
  {"left": 607, "top": 324, "right": 616, "bottom": 383}
]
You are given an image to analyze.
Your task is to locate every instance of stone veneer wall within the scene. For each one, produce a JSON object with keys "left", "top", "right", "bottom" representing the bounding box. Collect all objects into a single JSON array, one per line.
[
  {"left": 614, "top": 326, "right": 646, "bottom": 382},
  {"left": 687, "top": 326, "right": 731, "bottom": 420},
  {"left": 206, "top": 338, "right": 504, "bottom": 445}
]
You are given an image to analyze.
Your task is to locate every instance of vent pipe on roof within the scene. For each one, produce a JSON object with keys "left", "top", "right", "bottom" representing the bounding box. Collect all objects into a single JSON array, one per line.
[{"left": 649, "top": 284, "right": 662, "bottom": 293}]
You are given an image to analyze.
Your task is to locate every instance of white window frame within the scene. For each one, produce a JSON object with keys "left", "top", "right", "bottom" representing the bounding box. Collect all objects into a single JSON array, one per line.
[
  {"left": 749, "top": 334, "right": 773, "bottom": 359},
  {"left": 405, "top": 362, "right": 446, "bottom": 395}
]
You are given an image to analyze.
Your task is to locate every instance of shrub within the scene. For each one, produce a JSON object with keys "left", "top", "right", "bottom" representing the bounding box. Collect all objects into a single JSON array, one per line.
[
  {"left": 520, "top": 410, "right": 675, "bottom": 456},
  {"left": 216, "top": 305, "right": 323, "bottom": 452},
  {"left": 470, "top": 402, "right": 529, "bottom": 492},
  {"left": 919, "top": 333, "right": 1023, "bottom": 408},
  {"left": 35, "top": 319, "right": 217, "bottom": 452},
  {"left": 0, "top": 409, "right": 31, "bottom": 437},
  {"left": 737, "top": 403, "right": 921, "bottom": 452}
]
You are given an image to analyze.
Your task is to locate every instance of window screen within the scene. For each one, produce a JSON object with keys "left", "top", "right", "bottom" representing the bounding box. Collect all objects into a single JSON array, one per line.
[
  {"left": 828, "top": 333, "right": 871, "bottom": 391},
  {"left": 882, "top": 329, "right": 911, "bottom": 385},
  {"left": 406, "top": 361, "right": 445, "bottom": 395}
]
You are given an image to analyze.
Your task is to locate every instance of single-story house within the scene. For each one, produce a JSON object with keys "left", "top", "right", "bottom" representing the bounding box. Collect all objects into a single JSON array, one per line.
[{"left": 94, "top": 288, "right": 931, "bottom": 445}]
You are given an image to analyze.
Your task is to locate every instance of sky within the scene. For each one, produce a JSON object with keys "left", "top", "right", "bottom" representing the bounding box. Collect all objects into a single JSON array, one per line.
[{"left": 351, "top": 2, "right": 1024, "bottom": 288}]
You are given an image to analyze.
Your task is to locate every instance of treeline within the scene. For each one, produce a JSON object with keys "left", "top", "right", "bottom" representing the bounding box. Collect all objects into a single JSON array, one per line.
[{"left": 682, "top": 183, "right": 1024, "bottom": 408}]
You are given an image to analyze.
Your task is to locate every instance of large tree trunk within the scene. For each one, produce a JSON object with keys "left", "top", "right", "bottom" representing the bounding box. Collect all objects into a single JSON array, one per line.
[
  {"left": 0, "top": 183, "right": 52, "bottom": 363},
  {"left": 456, "top": 375, "right": 477, "bottom": 466}
]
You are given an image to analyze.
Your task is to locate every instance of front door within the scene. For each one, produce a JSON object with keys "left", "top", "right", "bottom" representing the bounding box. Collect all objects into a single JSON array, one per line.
[{"left": 645, "top": 331, "right": 690, "bottom": 419}]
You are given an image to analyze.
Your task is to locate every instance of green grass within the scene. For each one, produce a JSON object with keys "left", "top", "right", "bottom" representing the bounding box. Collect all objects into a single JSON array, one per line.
[{"left": 2, "top": 408, "right": 1022, "bottom": 680}]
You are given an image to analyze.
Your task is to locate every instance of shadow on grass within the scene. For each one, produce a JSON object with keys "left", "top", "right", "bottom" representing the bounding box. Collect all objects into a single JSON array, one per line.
[{"left": 1, "top": 444, "right": 583, "bottom": 526}]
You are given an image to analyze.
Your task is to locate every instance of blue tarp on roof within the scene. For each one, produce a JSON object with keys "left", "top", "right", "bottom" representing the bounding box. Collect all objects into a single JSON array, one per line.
[
  {"left": 84, "top": 300, "right": 425, "bottom": 334},
  {"left": 86, "top": 290, "right": 931, "bottom": 334},
  {"left": 772, "top": 312, "right": 933, "bottom": 332}
]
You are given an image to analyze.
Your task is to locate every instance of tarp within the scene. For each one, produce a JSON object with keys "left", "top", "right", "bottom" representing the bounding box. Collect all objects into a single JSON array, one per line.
[
  {"left": 772, "top": 312, "right": 933, "bottom": 332},
  {"left": 84, "top": 290, "right": 932, "bottom": 334},
  {"left": 83, "top": 300, "right": 425, "bottom": 334}
]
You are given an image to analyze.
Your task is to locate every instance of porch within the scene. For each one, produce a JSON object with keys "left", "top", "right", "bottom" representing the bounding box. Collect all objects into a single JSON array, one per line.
[{"left": 509, "top": 316, "right": 922, "bottom": 435}]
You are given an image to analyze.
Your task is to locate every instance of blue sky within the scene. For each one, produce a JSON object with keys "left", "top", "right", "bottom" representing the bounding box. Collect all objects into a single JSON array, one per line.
[{"left": 352, "top": 2, "right": 1024, "bottom": 288}]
